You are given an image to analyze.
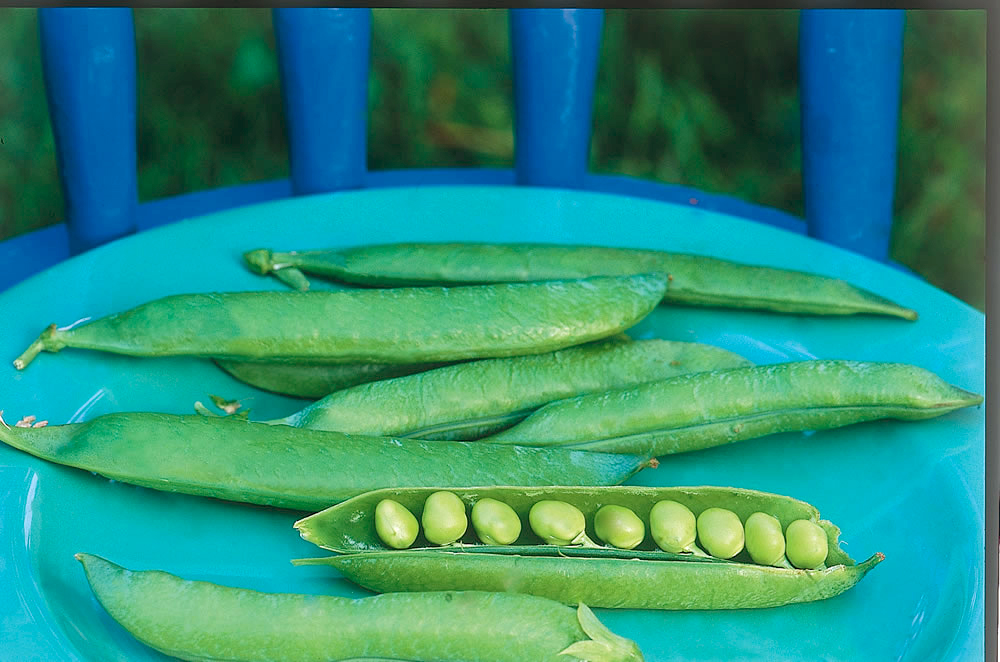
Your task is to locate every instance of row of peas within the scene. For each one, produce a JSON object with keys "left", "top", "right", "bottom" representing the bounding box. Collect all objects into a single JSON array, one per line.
[{"left": 374, "top": 492, "right": 830, "bottom": 570}]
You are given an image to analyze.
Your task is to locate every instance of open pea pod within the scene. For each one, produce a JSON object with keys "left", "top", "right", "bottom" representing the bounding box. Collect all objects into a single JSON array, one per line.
[
  {"left": 294, "top": 485, "right": 883, "bottom": 610},
  {"left": 243, "top": 242, "right": 918, "bottom": 319}
]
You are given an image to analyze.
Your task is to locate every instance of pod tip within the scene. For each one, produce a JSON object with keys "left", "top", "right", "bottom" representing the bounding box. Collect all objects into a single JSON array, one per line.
[{"left": 242, "top": 248, "right": 274, "bottom": 275}]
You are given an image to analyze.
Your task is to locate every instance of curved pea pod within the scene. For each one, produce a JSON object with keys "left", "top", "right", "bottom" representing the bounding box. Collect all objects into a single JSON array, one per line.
[
  {"left": 272, "top": 337, "right": 752, "bottom": 439},
  {"left": 13, "top": 273, "right": 668, "bottom": 370},
  {"left": 244, "top": 242, "right": 918, "bottom": 319},
  {"left": 214, "top": 358, "right": 455, "bottom": 399},
  {"left": 0, "top": 413, "right": 651, "bottom": 511},
  {"left": 76, "top": 553, "right": 645, "bottom": 662},
  {"left": 484, "top": 360, "right": 984, "bottom": 456},
  {"left": 294, "top": 485, "right": 883, "bottom": 610}
]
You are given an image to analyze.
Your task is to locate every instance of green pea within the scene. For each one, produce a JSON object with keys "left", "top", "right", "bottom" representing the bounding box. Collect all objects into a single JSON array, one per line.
[
  {"left": 744, "top": 512, "right": 786, "bottom": 567},
  {"left": 649, "top": 500, "right": 702, "bottom": 555},
  {"left": 785, "top": 519, "right": 829, "bottom": 569},
  {"left": 696, "top": 508, "right": 745, "bottom": 559},
  {"left": 529, "top": 500, "right": 596, "bottom": 547},
  {"left": 421, "top": 491, "right": 468, "bottom": 545},
  {"left": 594, "top": 505, "right": 645, "bottom": 550},
  {"left": 471, "top": 498, "right": 522, "bottom": 546},
  {"left": 374, "top": 499, "right": 419, "bottom": 550}
]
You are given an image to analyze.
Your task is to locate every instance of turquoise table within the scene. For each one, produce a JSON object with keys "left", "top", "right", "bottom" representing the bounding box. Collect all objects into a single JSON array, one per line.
[{"left": 0, "top": 187, "right": 985, "bottom": 661}]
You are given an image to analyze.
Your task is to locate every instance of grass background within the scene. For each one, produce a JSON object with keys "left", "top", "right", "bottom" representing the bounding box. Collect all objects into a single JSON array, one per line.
[{"left": 0, "top": 9, "right": 985, "bottom": 310}]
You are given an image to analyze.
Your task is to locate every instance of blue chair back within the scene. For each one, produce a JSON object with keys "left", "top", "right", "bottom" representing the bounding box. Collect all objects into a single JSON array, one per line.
[{"left": 4, "top": 8, "right": 907, "bottom": 291}]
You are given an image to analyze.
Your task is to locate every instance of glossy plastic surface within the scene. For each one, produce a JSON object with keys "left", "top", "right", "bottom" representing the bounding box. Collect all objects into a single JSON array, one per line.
[
  {"left": 38, "top": 7, "right": 138, "bottom": 254},
  {"left": 273, "top": 8, "right": 371, "bottom": 195},
  {"left": 0, "top": 186, "right": 984, "bottom": 660},
  {"left": 800, "top": 9, "right": 905, "bottom": 262},
  {"left": 511, "top": 8, "right": 604, "bottom": 188}
]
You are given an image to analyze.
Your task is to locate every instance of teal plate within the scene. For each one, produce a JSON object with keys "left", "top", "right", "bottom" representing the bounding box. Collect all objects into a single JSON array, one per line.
[{"left": 0, "top": 186, "right": 985, "bottom": 661}]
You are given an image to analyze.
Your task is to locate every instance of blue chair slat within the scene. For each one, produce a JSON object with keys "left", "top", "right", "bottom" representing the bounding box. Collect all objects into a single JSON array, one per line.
[
  {"left": 3, "top": 8, "right": 913, "bottom": 296},
  {"left": 273, "top": 8, "right": 371, "bottom": 196},
  {"left": 38, "top": 8, "right": 138, "bottom": 255},
  {"left": 799, "top": 9, "right": 905, "bottom": 263},
  {"left": 510, "top": 9, "right": 603, "bottom": 189}
]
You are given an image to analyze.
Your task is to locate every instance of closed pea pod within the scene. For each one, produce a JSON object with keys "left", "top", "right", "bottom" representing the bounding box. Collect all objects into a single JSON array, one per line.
[
  {"left": 14, "top": 273, "right": 668, "bottom": 369},
  {"left": 0, "top": 413, "right": 651, "bottom": 511},
  {"left": 76, "top": 553, "right": 645, "bottom": 662},
  {"left": 213, "top": 358, "right": 455, "bottom": 400},
  {"left": 244, "top": 242, "right": 918, "bottom": 319},
  {"left": 422, "top": 491, "right": 468, "bottom": 545},
  {"left": 594, "top": 505, "right": 645, "bottom": 550},
  {"left": 264, "top": 337, "right": 751, "bottom": 439},
  {"left": 294, "top": 486, "right": 883, "bottom": 610},
  {"left": 472, "top": 498, "right": 522, "bottom": 546},
  {"left": 484, "top": 360, "right": 984, "bottom": 457}
]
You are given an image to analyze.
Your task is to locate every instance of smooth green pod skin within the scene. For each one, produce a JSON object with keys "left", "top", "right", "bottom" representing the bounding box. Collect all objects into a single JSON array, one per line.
[
  {"left": 744, "top": 512, "right": 787, "bottom": 567},
  {"left": 272, "top": 337, "right": 752, "bottom": 439},
  {"left": 484, "top": 360, "right": 984, "bottom": 456},
  {"left": 76, "top": 553, "right": 644, "bottom": 662},
  {"left": 649, "top": 500, "right": 701, "bottom": 555},
  {"left": 374, "top": 499, "right": 419, "bottom": 549},
  {"left": 13, "top": 273, "right": 669, "bottom": 369},
  {"left": 214, "top": 358, "right": 453, "bottom": 399},
  {"left": 594, "top": 505, "right": 645, "bottom": 550},
  {"left": 696, "top": 508, "right": 745, "bottom": 559},
  {"left": 294, "top": 486, "right": 883, "bottom": 610},
  {"left": 786, "top": 519, "right": 830, "bottom": 570},
  {"left": 244, "top": 243, "right": 918, "bottom": 319},
  {"left": 471, "top": 498, "right": 522, "bottom": 545},
  {"left": 0, "top": 414, "right": 651, "bottom": 511},
  {"left": 421, "top": 491, "right": 469, "bottom": 545}
]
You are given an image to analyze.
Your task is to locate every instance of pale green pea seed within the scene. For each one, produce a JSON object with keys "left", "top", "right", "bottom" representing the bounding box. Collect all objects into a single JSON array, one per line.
[
  {"left": 697, "top": 507, "right": 745, "bottom": 559},
  {"left": 649, "top": 500, "right": 697, "bottom": 553},
  {"left": 785, "top": 519, "right": 829, "bottom": 569},
  {"left": 529, "top": 500, "right": 589, "bottom": 546},
  {"left": 594, "top": 505, "right": 645, "bottom": 550},
  {"left": 374, "top": 499, "right": 419, "bottom": 550},
  {"left": 421, "top": 491, "right": 468, "bottom": 545},
  {"left": 744, "top": 512, "right": 786, "bottom": 567},
  {"left": 471, "top": 498, "right": 522, "bottom": 545}
]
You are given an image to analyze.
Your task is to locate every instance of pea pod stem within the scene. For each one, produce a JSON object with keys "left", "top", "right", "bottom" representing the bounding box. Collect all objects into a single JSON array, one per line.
[
  {"left": 13, "top": 273, "right": 668, "bottom": 369},
  {"left": 482, "top": 360, "right": 983, "bottom": 456},
  {"left": 0, "top": 413, "right": 651, "bottom": 511},
  {"left": 76, "top": 553, "right": 645, "bottom": 662},
  {"left": 264, "top": 337, "right": 751, "bottom": 439},
  {"left": 244, "top": 242, "right": 918, "bottom": 319}
]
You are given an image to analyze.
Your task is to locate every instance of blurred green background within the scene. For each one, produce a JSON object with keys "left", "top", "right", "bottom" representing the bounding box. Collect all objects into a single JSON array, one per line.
[{"left": 0, "top": 9, "right": 985, "bottom": 310}]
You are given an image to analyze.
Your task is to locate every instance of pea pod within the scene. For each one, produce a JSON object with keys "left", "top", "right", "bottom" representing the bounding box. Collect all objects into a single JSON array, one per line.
[
  {"left": 13, "top": 273, "right": 668, "bottom": 369},
  {"left": 243, "top": 242, "right": 918, "bottom": 319},
  {"left": 0, "top": 413, "right": 651, "bottom": 511},
  {"left": 269, "top": 337, "right": 751, "bottom": 439},
  {"left": 77, "top": 553, "right": 645, "bottom": 662},
  {"left": 294, "top": 485, "right": 882, "bottom": 610},
  {"left": 214, "top": 358, "right": 455, "bottom": 399},
  {"left": 484, "top": 360, "right": 984, "bottom": 456}
]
